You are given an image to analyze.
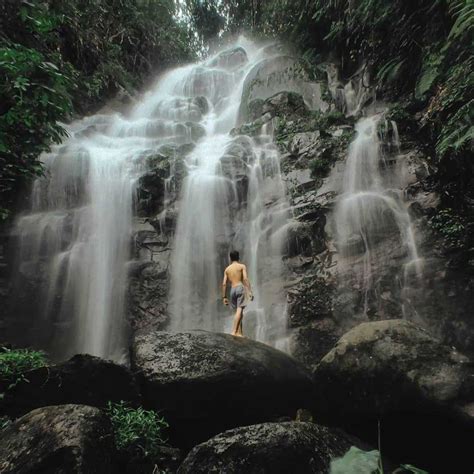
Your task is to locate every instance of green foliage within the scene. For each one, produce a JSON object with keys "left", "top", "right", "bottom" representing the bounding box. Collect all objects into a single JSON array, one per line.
[
  {"left": 448, "top": 0, "right": 474, "bottom": 40},
  {"left": 0, "top": 415, "right": 11, "bottom": 431},
  {"left": 0, "top": 0, "right": 195, "bottom": 220},
  {"left": 376, "top": 58, "right": 406, "bottom": 86},
  {"left": 428, "top": 208, "right": 467, "bottom": 249},
  {"left": 0, "top": 347, "right": 48, "bottom": 396},
  {"left": 415, "top": 45, "right": 444, "bottom": 98},
  {"left": 0, "top": 42, "right": 74, "bottom": 218},
  {"left": 106, "top": 401, "right": 169, "bottom": 460},
  {"left": 395, "top": 465, "right": 429, "bottom": 474}
]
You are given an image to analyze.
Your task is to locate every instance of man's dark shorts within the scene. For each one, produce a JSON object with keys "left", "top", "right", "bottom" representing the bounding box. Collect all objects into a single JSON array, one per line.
[{"left": 230, "top": 284, "right": 246, "bottom": 309}]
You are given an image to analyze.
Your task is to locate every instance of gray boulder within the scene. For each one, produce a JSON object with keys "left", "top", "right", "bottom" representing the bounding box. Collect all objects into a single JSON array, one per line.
[
  {"left": 178, "top": 421, "right": 355, "bottom": 474},
  {"left": 0, "top": 404, "right": 114, "bottom": 473},
  {"left": 312, "top": 319, "right": 474, "bottom": 472},
  {"left": 131, "top": 330, "right": 313, "bottom": 448}
]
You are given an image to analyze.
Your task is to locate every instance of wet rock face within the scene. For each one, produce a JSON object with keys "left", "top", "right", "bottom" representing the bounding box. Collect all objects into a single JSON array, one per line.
[
  {"left": 130, "top": 138, "right": 194, "bottom": 334},
  {"left": 312, "top": 319, "right": 474, "bottom": 472},
  {"left": 0, "top": 404, "right": 115, "bottom": 474},
  {"left": 0, "top": 354, "right": 140, "bottom": 419},
  {"left": 207, "top": 46, "right": 248, "bottom": 70},
  {"left": 178, "top": 422, "right": 355, "bottom": 474},
  {"left": 247, "top": 90, "right": 309, "bottom": 122},
  {"left": 131, "top": 330, "right": 314, "bottom": 448},
  {"left": 239, "top": 55, "right": 327, "bottom": 122},
  {"left": 291, "top": 319, "right": 342, "bottom": 371}
]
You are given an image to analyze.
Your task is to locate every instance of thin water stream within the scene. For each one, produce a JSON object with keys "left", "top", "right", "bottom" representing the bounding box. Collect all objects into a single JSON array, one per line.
[{"left": 334, "top": 113, "right": 423, "bottom": 317}]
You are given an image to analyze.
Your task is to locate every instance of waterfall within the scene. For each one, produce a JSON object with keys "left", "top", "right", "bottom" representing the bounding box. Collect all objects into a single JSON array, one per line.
[
  {"left": 168, "top": 41, "right": 291, "bottom": 349},
  {"left": 12, "top": 113, "right": 141, "bottom": 361},
  {"left": 11, "top": 38, "right": 292, "bottom": 360},
  {"left": 334, "top": 114, "right": 422, "bottom": 317}
]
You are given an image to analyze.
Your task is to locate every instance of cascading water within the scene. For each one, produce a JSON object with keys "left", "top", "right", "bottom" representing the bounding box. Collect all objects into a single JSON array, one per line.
[
  {"left": 168, "top": 41, "right": 291, "bottom": 349},
  {"left": 11, "top": 38, "right": 293, "bottom": 360},
  {"left": 334, "top": 114, "right": 422, "bottom": 318},
  {"left": 12, "top": 113, "right": 142, "bottom": 361}
]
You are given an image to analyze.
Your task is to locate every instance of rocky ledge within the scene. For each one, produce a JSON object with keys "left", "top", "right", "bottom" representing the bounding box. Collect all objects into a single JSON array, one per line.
[{"left": 131, "top": 330, "right": 314, "bottom": 448}]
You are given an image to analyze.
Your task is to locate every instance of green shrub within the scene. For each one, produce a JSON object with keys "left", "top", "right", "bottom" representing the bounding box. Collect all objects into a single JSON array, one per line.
[
  {"left": 428, "top": 208, "right": 467, "bottom": 249},
  {"left": 0, "top": 347, "right": 48, "bottom": 396},
  {"left": 309, "top": 157, "right": 331, "bottom": 176},
  {"left": 106, "top": 401, "right": 169, "bottom": 460}
]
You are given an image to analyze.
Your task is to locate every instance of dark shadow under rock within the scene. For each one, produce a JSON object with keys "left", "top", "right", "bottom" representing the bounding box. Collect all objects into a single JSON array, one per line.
[
  {"left": 1, "top": 354, "right": 140, "bottom": 419},
  {"left": 291, "top": 318, "right": 342, "bottom": 370}
]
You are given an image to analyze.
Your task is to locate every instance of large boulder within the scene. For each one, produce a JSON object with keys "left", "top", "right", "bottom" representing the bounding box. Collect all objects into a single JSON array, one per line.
[
  {"left": 131, "top": 330, "right": 313, "bottom": 448},
  {"left": 312, "top": 319, "right": 474, "bottom": 472},
  {"left": 207, "top": 46, "right": 248, "bottom": 70},
  {"left": 0, "top": 404, "right": 114, "bottom": 473},
  {"left": 239, "top": 55, "right": 327, "bottom": 122},
  {"left": 178, "top": 421, "right": 356, "bottom": 473},
  {"left": 1, "top": 354, "right": 140, "bottom": 418}
]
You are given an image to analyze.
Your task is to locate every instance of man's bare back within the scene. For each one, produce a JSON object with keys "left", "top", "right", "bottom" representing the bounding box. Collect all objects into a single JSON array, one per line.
[{"left": 224, "top": 262, "right": 248, "bottom": 288}]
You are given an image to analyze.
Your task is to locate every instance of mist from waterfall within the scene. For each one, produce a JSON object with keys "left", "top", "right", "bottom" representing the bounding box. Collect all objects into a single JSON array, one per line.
[
  {"left": 11, "top": 38, "right": 292, "bottom": 360},
  {"left": 334, "top": 114, "right": 422, "bottom": 316}
]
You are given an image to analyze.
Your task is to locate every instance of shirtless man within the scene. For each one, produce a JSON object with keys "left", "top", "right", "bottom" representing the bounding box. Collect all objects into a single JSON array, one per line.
[{"left": 222, "top": 250, "right": 253, "bottom": 337}]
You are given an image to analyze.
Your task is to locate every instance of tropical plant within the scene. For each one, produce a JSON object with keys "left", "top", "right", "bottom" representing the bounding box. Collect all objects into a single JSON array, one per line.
[
  {"left": 0, "top": 347, "right": 48, "bottom": 397},
  {"left": 106, "top": 401, "right": 169, "bottom": 460}
]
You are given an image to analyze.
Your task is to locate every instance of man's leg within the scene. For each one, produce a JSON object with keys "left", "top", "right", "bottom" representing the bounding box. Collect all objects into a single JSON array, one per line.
[
  {"left": 232, "top": 307, "right": 243, "bottom": 336},
  {"left": 236, "top": 308, "right": 244, "bottom": 336}
]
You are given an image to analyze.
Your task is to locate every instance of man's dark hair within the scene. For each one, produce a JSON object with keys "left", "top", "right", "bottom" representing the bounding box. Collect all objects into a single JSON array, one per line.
[{"left": 229, "top": 250, "right": 239, "bottom": 262}]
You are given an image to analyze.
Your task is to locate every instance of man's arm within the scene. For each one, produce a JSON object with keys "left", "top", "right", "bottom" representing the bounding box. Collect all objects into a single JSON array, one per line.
[
  {"left": 222, "top": 270, "right": 229, "bottom": 305},
  {"left": 242, "top": 265, "right": 253, "bottom": 299}
]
